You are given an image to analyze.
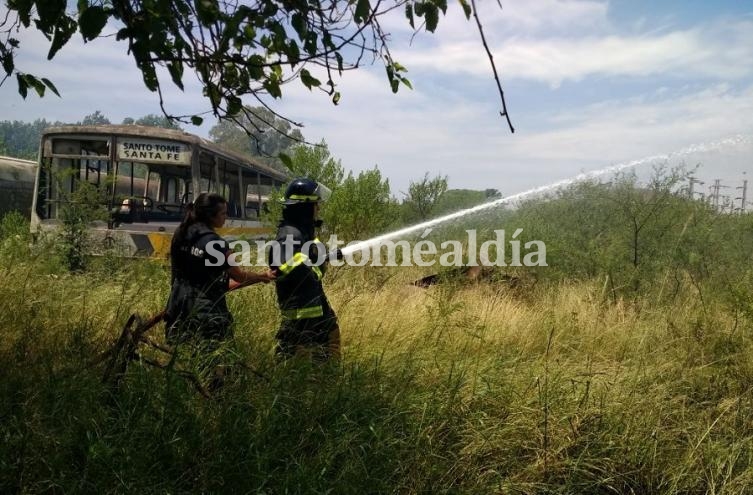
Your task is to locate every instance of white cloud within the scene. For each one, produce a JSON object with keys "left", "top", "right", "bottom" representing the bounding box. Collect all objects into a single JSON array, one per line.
[
  {"left": 397, "top": 20, "right": 753, "bottom": 86},
  {"left": 383, "top": 0, "right": 610, "bottom": 41},
  {"left": 273, "top": 77, "right": 753, "bottom": 195},
  {"left": 490, "top": 0, "right": 609, "bottom": 32}
]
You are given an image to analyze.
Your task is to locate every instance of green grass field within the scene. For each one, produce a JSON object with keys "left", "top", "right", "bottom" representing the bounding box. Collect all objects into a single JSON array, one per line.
[
  {"left": 4, "top": 173, "right": 753, "bottom": 494},
  {"left": 2, "top": 249, "right": 753, "bottom": 494}
]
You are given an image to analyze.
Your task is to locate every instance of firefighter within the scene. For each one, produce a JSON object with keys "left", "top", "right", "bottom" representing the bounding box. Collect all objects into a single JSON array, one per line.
[
  {"left": 268, "top": 177, "right": 342, "bottom": 361},
  {"left": 165, "top": 192, "right": 275, "bottom": 347}
]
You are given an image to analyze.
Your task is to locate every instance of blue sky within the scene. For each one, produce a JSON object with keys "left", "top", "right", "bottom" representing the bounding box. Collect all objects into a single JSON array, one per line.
[{"left": 1, "top": 0, "right": 752, "bottom": 201}]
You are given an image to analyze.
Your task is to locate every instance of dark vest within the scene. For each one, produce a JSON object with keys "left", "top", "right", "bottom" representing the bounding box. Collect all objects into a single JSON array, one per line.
[{"left": 165, "top": 223, "right": 231, "bottom": 328}]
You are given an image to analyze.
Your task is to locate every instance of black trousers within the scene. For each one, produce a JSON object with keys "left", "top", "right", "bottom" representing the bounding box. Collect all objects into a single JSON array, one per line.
[{"left": 275, "top": 307, "right": 338, "bottom": 359}]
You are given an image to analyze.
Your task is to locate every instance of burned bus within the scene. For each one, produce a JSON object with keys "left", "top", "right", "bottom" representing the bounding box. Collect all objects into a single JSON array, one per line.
[
  {"left": 0, "top": 155, "right": 37, "bottom": 217},
  {"left": 31, "top": 125, "right": 288, "bottom": 257}
]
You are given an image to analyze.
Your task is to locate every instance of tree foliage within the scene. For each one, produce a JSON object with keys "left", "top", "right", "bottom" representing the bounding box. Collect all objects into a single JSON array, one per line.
[
  {"left": 262, "top": 140, "right": 395, "bottom": 240},
  {"left": 80, "top": 110, "right": 111, "bottom": 126},
  {"left": 0, "top": 0, "right": 482, "bottom": 130},
  {"left": 402, "top": 172, "right": 448, "bottom": 221},
  {"left": 209, "top": 106, "right": 303, "bottom": 170},
  {"left": 327, "top": 167, "right": 397, "bottom": 240},
  {"left": 433, "top": 188, "right": 486, "bottom": 216},
  {"left": 505, "top": 166, "right": 727, "bottom": 297},
  {"left": 122, "top": 113, "right": 182, "bottom": 130},
  {"left": 0, "top": 118, "right": 59, "bottom": 159},
  {"left": 284, "top": 141, "right": 345, "bottom": 189}
]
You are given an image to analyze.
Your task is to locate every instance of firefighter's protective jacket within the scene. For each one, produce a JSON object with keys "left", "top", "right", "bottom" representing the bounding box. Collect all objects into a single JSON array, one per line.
[{"left": 268, "top": 222, "right": 328, "bottom": 320}]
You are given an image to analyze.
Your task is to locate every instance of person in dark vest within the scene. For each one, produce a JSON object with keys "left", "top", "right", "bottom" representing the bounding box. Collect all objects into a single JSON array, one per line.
[
  {"left": 165, "top": 192, "right": 275, "bottom": 348},
  {"left": 268, "top": 178, "right": 342, "bottom": 361}
]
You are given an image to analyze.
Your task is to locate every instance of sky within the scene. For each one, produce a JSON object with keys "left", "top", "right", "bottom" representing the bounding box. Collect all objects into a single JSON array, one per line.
[{"left": 1, "top": 0, "right": 752, "bottom": 203}]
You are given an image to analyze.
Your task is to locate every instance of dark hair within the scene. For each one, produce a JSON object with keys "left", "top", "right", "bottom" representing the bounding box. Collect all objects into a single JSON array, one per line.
[{"left": 172, "top": 192, "right": 226, "bottom": 248}]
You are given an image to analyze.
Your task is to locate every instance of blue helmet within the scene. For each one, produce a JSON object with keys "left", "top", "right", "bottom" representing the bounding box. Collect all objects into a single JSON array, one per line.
[{"left": 281, "top": 177, "right": 332, "bottom": 205}]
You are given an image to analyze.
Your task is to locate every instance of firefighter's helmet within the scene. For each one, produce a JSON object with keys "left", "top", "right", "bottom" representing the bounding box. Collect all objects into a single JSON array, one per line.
[{"left": 281, "top": 177, "right": 331, "bottom": 205}]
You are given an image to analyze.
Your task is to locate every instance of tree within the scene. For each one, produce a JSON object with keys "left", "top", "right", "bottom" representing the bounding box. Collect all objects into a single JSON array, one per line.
[
  {"left": 403, "top": 172, "right": 448, "bottom": 221},
  {"left": 432, "top": 189, "right": 486, "bottom": 216},
  {"left": 209, "top": 106, "right": 303, "bottom": 170},
  {"left": 0, "top": 0, "right": 513, "bottom": 132},
  {"left": 122, "top": 114, "right": 182, "bottom": 130},
  {"left": 80, "top": 110, "right": 110, "bottom": 126},
  {"left": 327, "top": 167, "right": 397, "bottom": 240},
  {"left": 209, "top": 106, "right": 304, "bottom": 156},
  {"left": 261, "top": 139, "right": 344, "bottom": 228},
  {"left": 0, "top": 118, "right": 59, "bottom": 159},
  {"left": 285, "top": 141, "right": 345, "bottom": 189}
]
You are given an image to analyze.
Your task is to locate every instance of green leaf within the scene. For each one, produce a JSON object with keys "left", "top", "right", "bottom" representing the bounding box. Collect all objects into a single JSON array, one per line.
[
  {"left": 26, "top": 75, "right": 46, "bottom": 97},
  {"left": 401, "top": 77, "right": 413, "bottom": 90},
  {"left": 143, "top": 68, "right": 159, "bottom": 92},
  {"left": 434, "top": 0, "right": 448, "bottom": 14},
  {"left": 286, "top": 40, "right": 300, "bottom": 65},
  {"left": 425, "top": 4, "right": 439, "bottom": 32},
  {"left": 13, "top": 0, "right": 32, "bottom": 27},
  {"left": 354, "top": 0, "right": 370, "bottom": 23},
  {"left": 115, "top": 27, "right": 130, "bottom": 41},
  {"left": 167, "top": 62, "right": 185, "bottom": 90},
  {"left": 263, "top": 79, "right": 282, "bottom": 99},
  {"left": 41, "top": 78, "right": 60, "bottom": 97},
  {"left": 291, "top": 12, "right": 307, "bottom": 38},
  {"left": 227, "top": 95, "right": 242, "bottom": 116},
  {"left": 48, "top": 17, "right": 77, "bottom": 60},
  {"left": 458, "top": 0, "right": 472, "bottom": 19},
  {"left": 332, "top": 91, "right": 341, "bottom": 105},
  {"left": 1, "top": 53, "right": 13, "bottom": 76},
  {"left": 16, "top": 73, "right": 28, "bottom": 99},
  {"left": 405, "top": 3, "right": 415, "bottom": 29},
  {"left": 303, "top": 31, "right": 318, "bottom": 55},
  {"left": 238, "top": 68, "right": 250, "bottom": 92},
  {"left": 191, "top": 116, "right": 204, "bottom": 126},
  {"left": 335, "top": 52, "right": 344, "bottom": 74},
  {"left": 196, "top": 0, "right": 221, "bottom": 24},
  {"left": 206, "top": 82, "right": 222, "bottom": 108},
  {"left": 79, "top": 5, "right": 109, "bottom": 42},
  {"left": 300, "top": 69, "right": 321, "bottom": 89},
  {"left": 278, "top": 152, "right": 292, "bottom": 168},
  {"left": 247, "top": 55, "right": 265, "bottom": 80},
  {"left": 36, "top": 0, "right": 66, "bottom": 32}
]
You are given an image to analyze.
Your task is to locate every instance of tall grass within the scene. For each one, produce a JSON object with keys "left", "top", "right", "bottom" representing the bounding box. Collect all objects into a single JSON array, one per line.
[{"left": 2, "top": 241, "right": 753, "bottom": 493}]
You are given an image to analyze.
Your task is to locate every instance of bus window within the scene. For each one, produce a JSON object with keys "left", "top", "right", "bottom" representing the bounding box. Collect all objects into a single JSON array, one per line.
[
  {"left": 166, "top": 177, "right": 178, "bottom": 203},
  {"left": 81, "top": 158, "right": 108, "bottom": 186},
  {"left": 245, "top": 182, "right": 271, "bottom": 219},
  {"left": 37, "top": 138, "right": 111, "bottom": 219},
  {"left": 113, "top": 161, "right": 150, "bottom": 199},
  {"left": 112, "top": 161, "right": 153, "bottom": 221},
  {"left": 216, "top": 160, "right": 243, "bottom": 218},
  {"left": 145, "top": 170, "right": 160, "bottom": 199},
  {"left": 199, "top": 156, "right": 215, "bottom": 194}
]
